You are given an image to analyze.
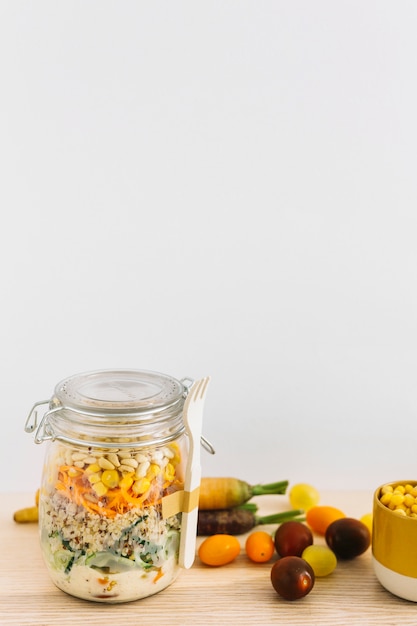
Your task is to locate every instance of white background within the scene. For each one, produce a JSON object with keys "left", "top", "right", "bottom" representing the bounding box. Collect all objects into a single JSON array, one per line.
[{"left": 1, "top": 1, "right": 417, "bottom": 495}]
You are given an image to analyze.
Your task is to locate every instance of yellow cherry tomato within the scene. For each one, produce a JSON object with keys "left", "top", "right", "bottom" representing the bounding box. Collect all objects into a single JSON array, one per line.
[
  {"left": 245, "top": 531, "right": 275, "bottom": 563},
  {"left": 289, "top": 483, "right": 320, "bottom": 511},
  {"left": 198, "top": 534, "right": 241, "bottom": 566},
  {"left": 302, "top": 545, "right": 337, "bottom": 577},
  {"left": 360, "top": 513, "right": 373, "bottom": 537}
]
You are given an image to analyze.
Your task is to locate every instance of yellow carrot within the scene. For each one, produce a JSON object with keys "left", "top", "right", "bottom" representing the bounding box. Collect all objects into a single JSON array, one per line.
[
  {"left": 13, "top": 505, "right": 39, "bottom": 523},
  {"left": 198, "top": 477, "right": 289, "bottom": 510}
]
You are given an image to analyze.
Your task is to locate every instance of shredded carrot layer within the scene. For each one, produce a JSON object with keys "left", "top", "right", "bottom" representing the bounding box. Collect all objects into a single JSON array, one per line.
[{"left": 55, "top": 465, "right": 182, "bottom": 518}]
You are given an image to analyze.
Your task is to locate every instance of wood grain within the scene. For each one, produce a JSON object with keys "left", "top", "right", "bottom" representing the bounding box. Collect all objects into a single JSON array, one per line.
[{"left": 2, "top": 491, "right": 417, "bottom": 625}]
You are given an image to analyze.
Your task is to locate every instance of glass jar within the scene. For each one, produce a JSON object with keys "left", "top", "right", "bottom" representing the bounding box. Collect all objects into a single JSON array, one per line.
[{"left": 25, "top": 369, "right": 209, "bottom": 603}]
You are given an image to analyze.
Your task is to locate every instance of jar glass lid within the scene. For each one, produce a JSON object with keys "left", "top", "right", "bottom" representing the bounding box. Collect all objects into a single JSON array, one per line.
[{"left": 53, "top": 369, "right": 187, "bottom": 415}]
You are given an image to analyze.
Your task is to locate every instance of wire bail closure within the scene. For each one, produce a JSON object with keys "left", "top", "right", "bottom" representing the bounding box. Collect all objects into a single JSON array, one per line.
[
  {"left": 25, "top": 395, "right": 216, "bottom": 453},
  {"left": 25, "top": 400, "right": 59, "bottom": 444}
]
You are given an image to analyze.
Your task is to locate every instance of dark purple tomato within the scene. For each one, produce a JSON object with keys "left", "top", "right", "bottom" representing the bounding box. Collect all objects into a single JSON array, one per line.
[
  {"left": 270, "top": 556, "right": 315, "bottom": 600},
  {"left": 274, "top": 521, "right": 313, "bottom": 557},
  {"left": 325, "top": 517, "right": 371, "bottom": 560}
]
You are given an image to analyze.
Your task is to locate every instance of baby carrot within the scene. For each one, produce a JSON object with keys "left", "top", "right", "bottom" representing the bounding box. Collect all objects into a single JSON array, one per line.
[{"left": 198, "top": 477, "right": 289, "bottom": 510}]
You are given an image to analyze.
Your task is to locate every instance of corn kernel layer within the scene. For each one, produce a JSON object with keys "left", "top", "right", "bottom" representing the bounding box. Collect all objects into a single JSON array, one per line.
[
  {"left": 52, "top": 442, "right": 182, "bottom": 518},
  {"left": 380, "top": 483, "right": 417, "bottom": 518}
]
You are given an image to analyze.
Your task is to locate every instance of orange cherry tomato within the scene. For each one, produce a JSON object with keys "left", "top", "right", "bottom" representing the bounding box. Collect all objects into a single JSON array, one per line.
[
  {"left": 198, "top": 534, "right": 241, "bottom": 566},
  {"left": 306, "top": 506, "right": 346, "bottom": 535},
  {"left": 245, "top": 531, "right": 275, "bottom": 563}
]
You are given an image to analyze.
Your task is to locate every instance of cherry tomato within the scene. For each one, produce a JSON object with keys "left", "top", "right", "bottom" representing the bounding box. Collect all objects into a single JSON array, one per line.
[
  {"left": 289, "top": 483, "right": 320, "bottom": 511},
  {"left": 270, "top": 556, "right": 315, "bottom": 600},
  {"left": 245, "top": 531, "right": 275, "bottom": 563},
  {"left": 325, "top": 518, "right": 371, "bottom": 560},
  {"left": 360, "top": 513, "right": 373, "bottom": 537},
  {"left": 301, "top": 545, "right": 337, "bottom": 577},
  {"left": 274, "top": 521, "right": 313, "bottom": 557},
  {"left": 198, "top": 534, "right": 241, "bottom": 566},
  {"left": 306, "top": 505, "right": 346, "bottom": 535}
]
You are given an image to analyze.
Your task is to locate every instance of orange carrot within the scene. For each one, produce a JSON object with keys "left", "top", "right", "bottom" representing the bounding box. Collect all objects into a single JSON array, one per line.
[
  {"left": 153, "top": 568, "right": 164, "bottom": 584},
  {"left": 54, "top": 464, "right": 179, "bottom": 518}
]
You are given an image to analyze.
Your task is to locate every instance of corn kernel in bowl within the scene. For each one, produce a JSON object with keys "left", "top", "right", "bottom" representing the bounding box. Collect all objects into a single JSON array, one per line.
[{"left": 379, "top": 483, "right": 417, "bottom": 518}]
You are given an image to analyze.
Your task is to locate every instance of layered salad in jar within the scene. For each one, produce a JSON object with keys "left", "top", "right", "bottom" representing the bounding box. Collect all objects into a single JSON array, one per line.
[{"left": 39, "top": 442, "right": 184, "bottom": 602}]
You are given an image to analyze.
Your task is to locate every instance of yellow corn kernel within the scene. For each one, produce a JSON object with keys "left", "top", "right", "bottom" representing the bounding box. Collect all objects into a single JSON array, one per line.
[
  {"left": 411, "top": 504, "right": 417, "bottom": 515},
  {"left": 168, "top": 442, "right": 181, "bottom": 465},
  {"left": 88, "top": 472, "right": 102, "bottom": 485},
  {"left": 391, "top": 493, "right": 405, "bottom": 507},
  {"left": 92, "top": 481, "right": 108, "bottom": 497},
  {"left": 132, "top": 477, "right": 151, "bottom": 495},
  {"left": 68, "top": 467, "right": 82, "bottom": 477},
  {"left": 164, "top": 462, "right": 175, "bottom": 482},
  {"left": 404, "top": 494, "right": 415, "bottom": 508},
  {"left": 101, "top": 469, "right": 119, "bottom": 489},
  {"left": 381, "top": 485, "right": 394, "bottom": 495},
  {"left": 394, "top": 485, "right": 406, "bottom": 495},
  {"left": 405, "top": 484, "right": 414, "bottom": 494},
  {"left": 393, "top": 508, "right": 407, "bottom": 516},
  {"left": 147, "top": 463, "right": 161, "bottom": 480},
  {"left": 119, "top": 474, "right": 134, "bottom": 491},
  {"left": 380, "top": 492, "right": 392, "bottom": 506},
  {"left": 85, "top": 463, "right": 101, "bottom": 475}
]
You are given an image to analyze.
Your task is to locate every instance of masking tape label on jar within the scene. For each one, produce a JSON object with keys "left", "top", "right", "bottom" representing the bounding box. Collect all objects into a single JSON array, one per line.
[{"left": 162, "top": 488, "right": 200, "bottom": 519}]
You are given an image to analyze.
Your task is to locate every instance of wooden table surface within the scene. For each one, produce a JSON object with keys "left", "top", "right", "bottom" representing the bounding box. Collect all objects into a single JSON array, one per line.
[{"left": 2, "top": 490, "right": 417, "bottom": 625}]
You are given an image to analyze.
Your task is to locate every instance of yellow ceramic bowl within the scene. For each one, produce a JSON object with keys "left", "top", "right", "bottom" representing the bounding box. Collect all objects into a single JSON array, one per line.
[{"left": 373, "top": 481, "right": 417, "bottom": 601}]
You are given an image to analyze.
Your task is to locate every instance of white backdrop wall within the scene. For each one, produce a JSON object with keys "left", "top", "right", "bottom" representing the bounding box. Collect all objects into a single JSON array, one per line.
[{"left": 1, "top": 1, "right": 417, "bottom": 494}]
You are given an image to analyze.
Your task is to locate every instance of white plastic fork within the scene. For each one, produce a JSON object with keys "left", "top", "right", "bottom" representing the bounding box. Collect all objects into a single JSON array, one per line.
[{"left": 178, "top": 376, "right": 210, "bottom": 569}]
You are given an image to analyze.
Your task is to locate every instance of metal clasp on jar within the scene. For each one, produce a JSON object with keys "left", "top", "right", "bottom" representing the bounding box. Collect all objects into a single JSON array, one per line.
[{"left": 25, "top": 400, "right": 60, "bottom": 444}]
